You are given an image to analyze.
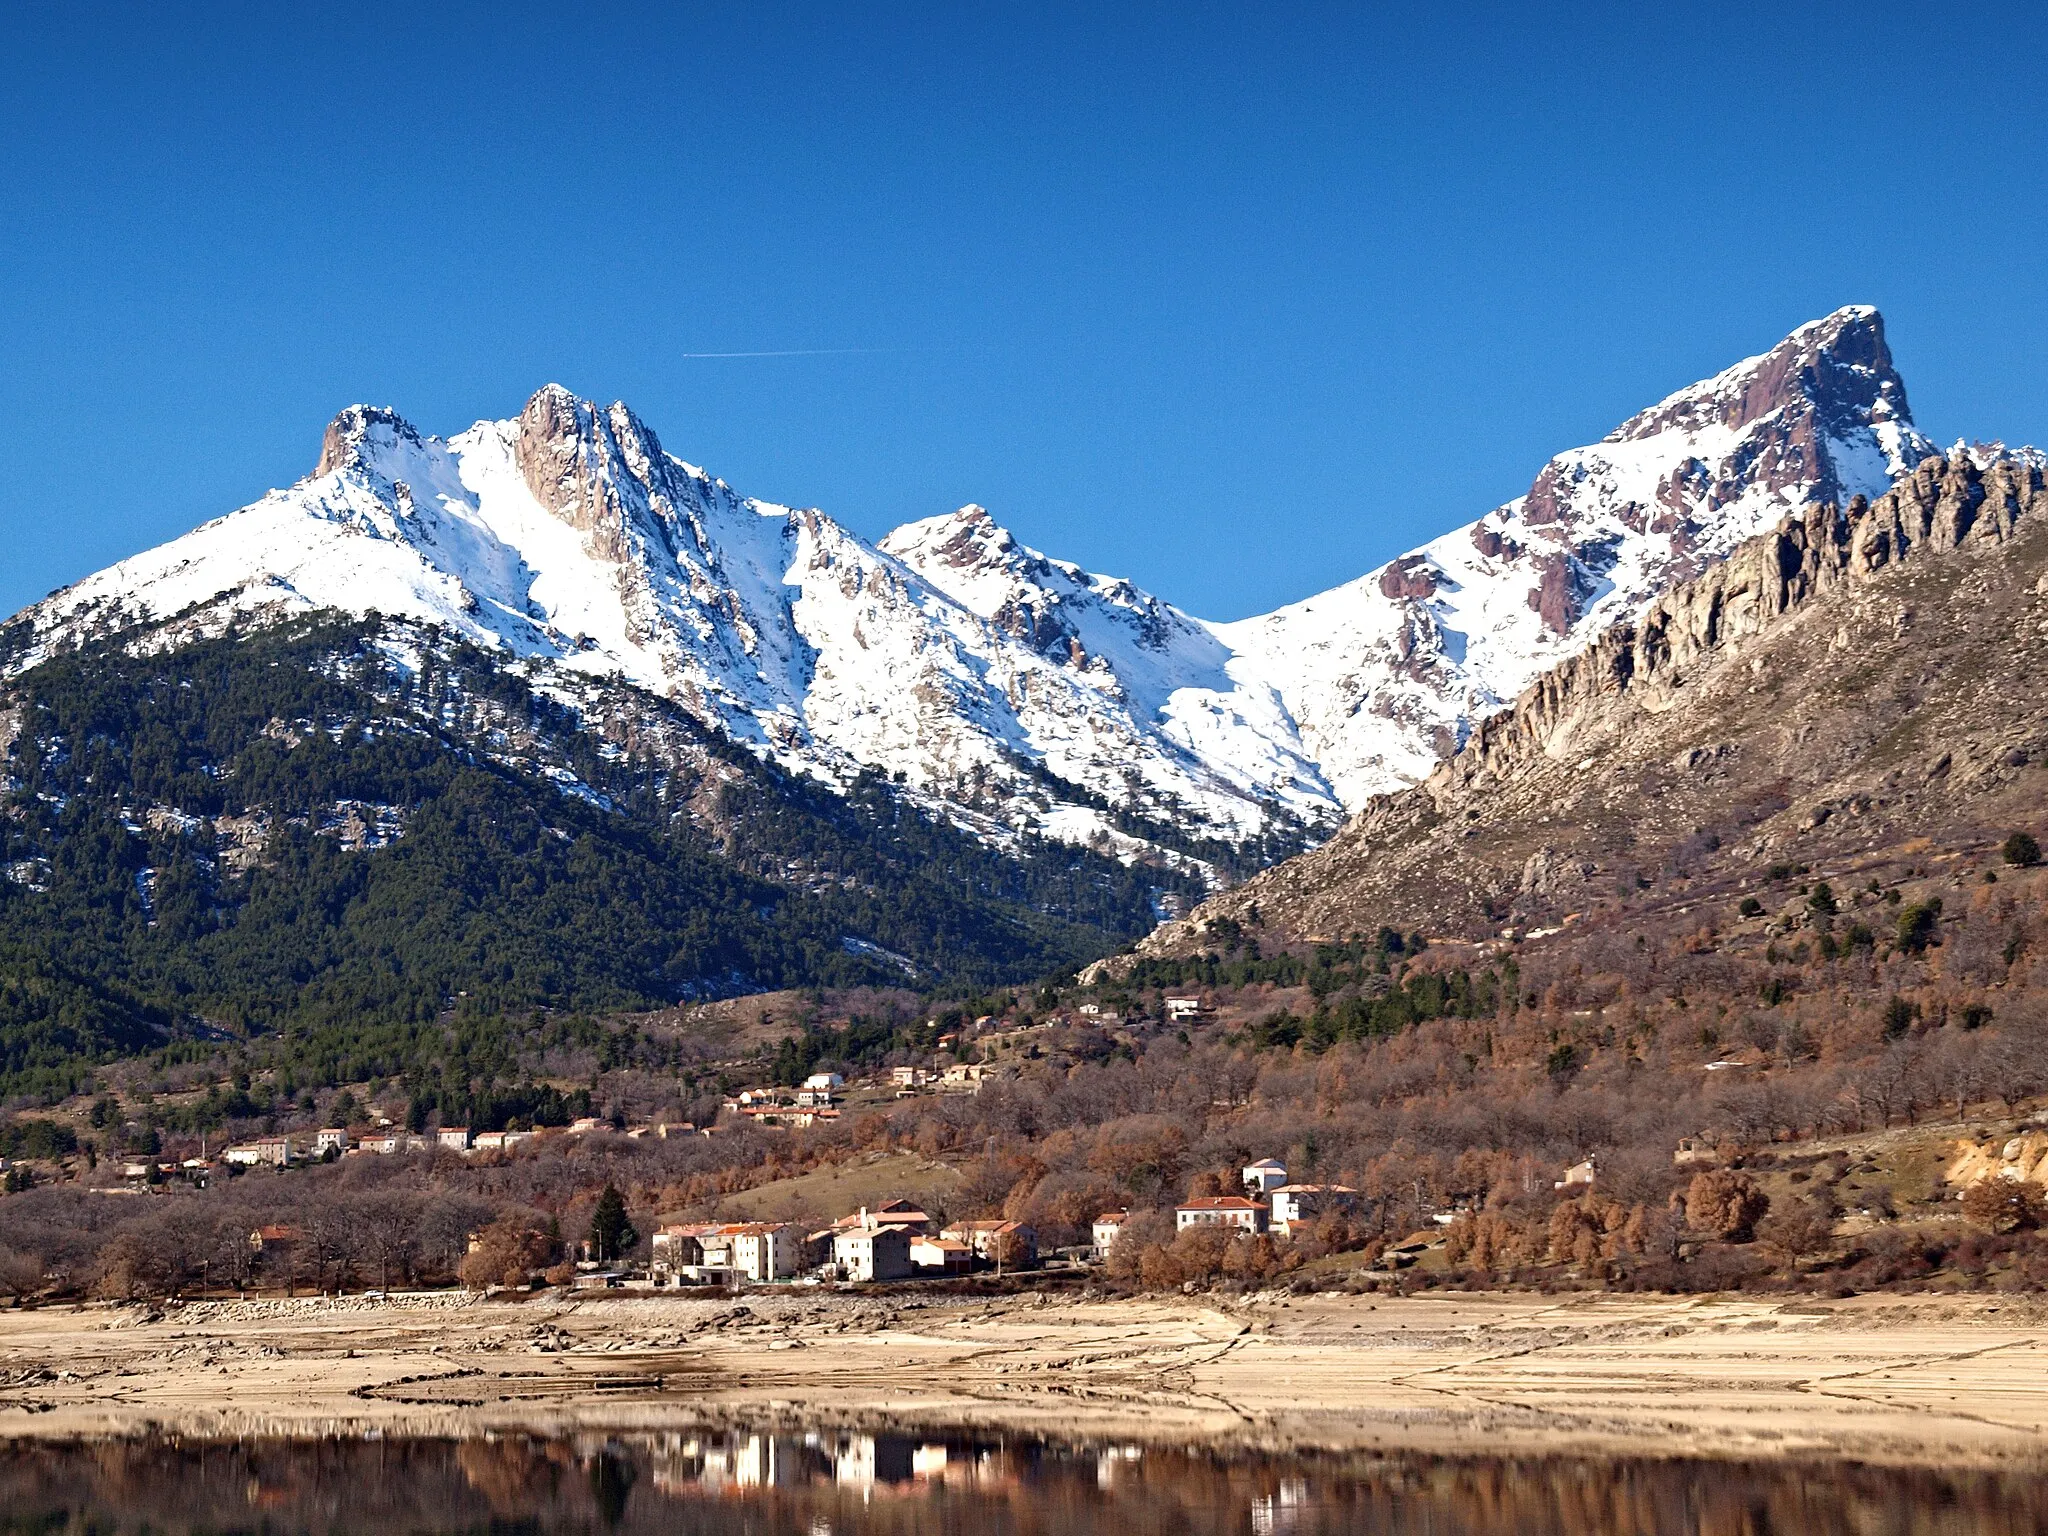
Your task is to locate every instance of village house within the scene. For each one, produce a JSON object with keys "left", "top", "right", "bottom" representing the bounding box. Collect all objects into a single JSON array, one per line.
[
  {"left": 649, "top": 1224, "right": 696, "bottom": 1277},
  {"left": 941, "top": 1219, "right": 1037, "bottom": 1268},
  {"left": 794, "top": 1087, "right": 835, "bottom": 1108},
  {"left": 1164, "top": 996, "right": 1205, "bottom": 1021},
  {"left": 890, "top": 1066, "right": 930, "bottom": 1091},
  {"left": 804, "top": 1072, "right": 844, "bottom": 1092},
  {"left": 834, "top": 1223, "right": 912, "bottom": 1282},
  {"left": 248, "top": 1223, "right": 301, "bottom": 1256},
  {"left": 909, "top": 1234, "right": 972, "bottom": 1274},
  {"left": 1241, "top": 1158, "right": 1289, "bottom": 1196},
  {"left": 313, "top": 1128, "right": 349, "bottom": 1157},
  {"left": 1268, "top": 1183, "right": 1358, "bottom": 1237},
  {"left": 695, "top": 1225, "right": 742, "bottom": 1272},
  {"left": 1091, "top": 1211, "right": 1127, "bottom": 1260},
  {"left": 127, "top": 1158, "right": 200, "bottom": 1185},
  {"left": 436, "top": 1126, "right": 472, "bottom": 1152},
  {"left": 830, "top": 1200, "right": 935, "bottom": 1237},
  {"left": 1555, "top": 1158, "right": 1597, "bottom": 1190},
  {"left": 741, "top": 1104, "right": 840, "bottom": 1129},
  {"left": 568, "top": 1116, "right": 607, "bottom": 1134},
  {"left": 730, "top": 1222, "right": 802, "bottom": 1282},
  {"left": 223, "top": 1138, "right": 291, "bottom": 1167},
  {"left": 1175, "top": 1195, "right": 1267, "bottom": 1234},
  {"left": 652, "top": 1222, "right": 731, "bottom": 1281}
]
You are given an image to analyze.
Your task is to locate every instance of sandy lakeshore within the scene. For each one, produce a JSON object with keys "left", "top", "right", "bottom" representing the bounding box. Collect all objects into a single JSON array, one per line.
[{"left": 0, "top": 1288, "right": 2044, "bottom": 1465}]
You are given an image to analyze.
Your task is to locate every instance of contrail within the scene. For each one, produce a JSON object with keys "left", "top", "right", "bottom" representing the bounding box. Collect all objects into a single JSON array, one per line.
[{"left": 676, "top": 347, "right": 907, "bottom": 359}]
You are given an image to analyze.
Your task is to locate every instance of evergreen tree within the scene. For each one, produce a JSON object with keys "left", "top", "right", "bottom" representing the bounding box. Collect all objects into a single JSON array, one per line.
[{"left": 588, "top": 1184, "right": 638, "bottom": 1263}]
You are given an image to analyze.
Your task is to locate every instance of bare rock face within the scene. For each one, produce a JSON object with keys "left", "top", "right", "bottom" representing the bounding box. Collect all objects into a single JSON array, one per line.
[
  {"left": 1136, "top": 448, "right": 2048, "bottom": 953},
  {"left": 1527, "top": 553, "right": 1589, "bottom": 636},
  {"left": 1435, "top": 454, "right": 2047, "bottom": 807},
  {"left": 314, "top": 405, "right": 424, "bottom": 479},
  {"left": 1378, "top": 557, "right": 1440, "bottom": 602},
  {"left": 1470, "top": 523, "right": 1521, "bottom": 561},
  {"left": 514, "top": 384, "right": 678, "bottom": 567}
]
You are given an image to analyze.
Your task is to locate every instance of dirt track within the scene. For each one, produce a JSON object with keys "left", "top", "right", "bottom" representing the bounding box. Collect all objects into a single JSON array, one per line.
[{"left": 2, "top": 1288, "right": 2045, "bottom": 1465}]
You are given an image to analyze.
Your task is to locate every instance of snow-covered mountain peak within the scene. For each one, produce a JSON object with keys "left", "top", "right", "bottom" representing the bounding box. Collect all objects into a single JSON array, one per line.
[
  {"left": 883, "top": 504, "right": 1208, "bottom": 672},
  {"left": 1607, "top": 304, "right": 1908, "bottom": 445},
  {"left": 313, "top": 403, "right": 429, "bottom": 479},
  {"left": 13, "top": 386, "right": 1342, "bottom": 861},
  {"left": 1216, "top": 307, "right": 1940, "bottom": 804}
]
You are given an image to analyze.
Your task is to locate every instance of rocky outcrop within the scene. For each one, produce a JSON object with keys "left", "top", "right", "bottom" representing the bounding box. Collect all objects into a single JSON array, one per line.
[
  {"left": 314, "top": 405, "right": 425, "bottom": 479},
  {"left": 1527, "top": 552, "right": 1589, "bottom": 636},
  {"left": 1946, "top": 1132, "right": 2048, "bottom": 1191},
  {"left": 1416, "top": 454, "right": 2047, "bottom": 815},
  {"left": 1378, "top": 557, "right": 1440, "bottom": 601},
  {"left": 514, "top": 384, "right": 683, "bottom": 567}
]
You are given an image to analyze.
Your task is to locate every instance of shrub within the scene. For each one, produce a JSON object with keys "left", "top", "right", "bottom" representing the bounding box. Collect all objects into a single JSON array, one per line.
[
  {"left": 1738, "top": 897, "right": 1764, "bottom": 918},
  {"left": 2003, "top": 831, "right": 2041, "bottom": 868},
  {"left": 1807, "top": 882, "right": 1838, "bottom": 916},
  {"left": 1895, "top": 899, "right": 1942, "bottom": 954},
  {"left": 1881, "top": 996, "right": 1918, "bottom": 1040}
]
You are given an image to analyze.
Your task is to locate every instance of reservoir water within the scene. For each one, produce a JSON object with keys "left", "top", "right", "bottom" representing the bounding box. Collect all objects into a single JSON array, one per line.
[{"left": 1, "top": 1429, "right": 2044, "bottom": 1534}]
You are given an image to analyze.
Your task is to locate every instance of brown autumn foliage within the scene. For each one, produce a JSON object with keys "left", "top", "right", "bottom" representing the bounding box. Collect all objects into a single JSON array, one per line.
[
  {"left": 1755, "top": 1194, "right": 1839, "bottom": 1263},
  {"left": 458, "top": 1214, "right": 558, "bottom": 1291},
  {"left": 1960, "top": 1178, "right": 2045, "bottom": 1235},
  {"left": 0, "top": 860, "right": 2044, "bottom": 1300},
  {"left": 1683, "top": 1170, "right": 1770, "bottom": 1242}
]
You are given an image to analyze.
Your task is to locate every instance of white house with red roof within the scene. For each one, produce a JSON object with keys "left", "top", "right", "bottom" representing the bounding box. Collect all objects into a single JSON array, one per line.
[{"left": 1175, "top": 1195, "right": 1267, "bottom": 1234}]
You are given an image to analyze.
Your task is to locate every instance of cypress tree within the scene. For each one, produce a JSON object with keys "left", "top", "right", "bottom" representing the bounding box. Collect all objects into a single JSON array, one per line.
[{"left": 589, "top": 1183, "right": 638, "bottom": 1263}]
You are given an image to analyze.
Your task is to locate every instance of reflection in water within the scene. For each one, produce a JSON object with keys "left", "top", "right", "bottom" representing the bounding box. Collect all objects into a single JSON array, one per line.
[{"left": 0, "top": 1430, "right": 2043, "bottom": 1534}]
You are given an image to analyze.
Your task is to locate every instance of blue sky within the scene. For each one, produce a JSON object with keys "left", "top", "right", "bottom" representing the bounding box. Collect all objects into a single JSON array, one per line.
[{"left": 4, "top": 4, "right": 2044, "bottom": 622}]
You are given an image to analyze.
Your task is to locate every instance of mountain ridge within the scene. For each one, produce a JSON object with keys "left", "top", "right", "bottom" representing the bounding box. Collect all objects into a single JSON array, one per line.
[
  {"left": 1122, "top": 444, "right": 2048, "bottom": 963},
  {"left": 8, "top": 306, "right": 1935, "bottom": 879},
  {"left": 1211, "top": 305, "right": 1934, "bottom": 800}
]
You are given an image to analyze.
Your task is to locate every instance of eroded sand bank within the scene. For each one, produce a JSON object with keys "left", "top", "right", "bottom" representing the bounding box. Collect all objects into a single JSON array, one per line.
[{"left": 1, "top": 1289, "right": 2044, "bottom": 1465}]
